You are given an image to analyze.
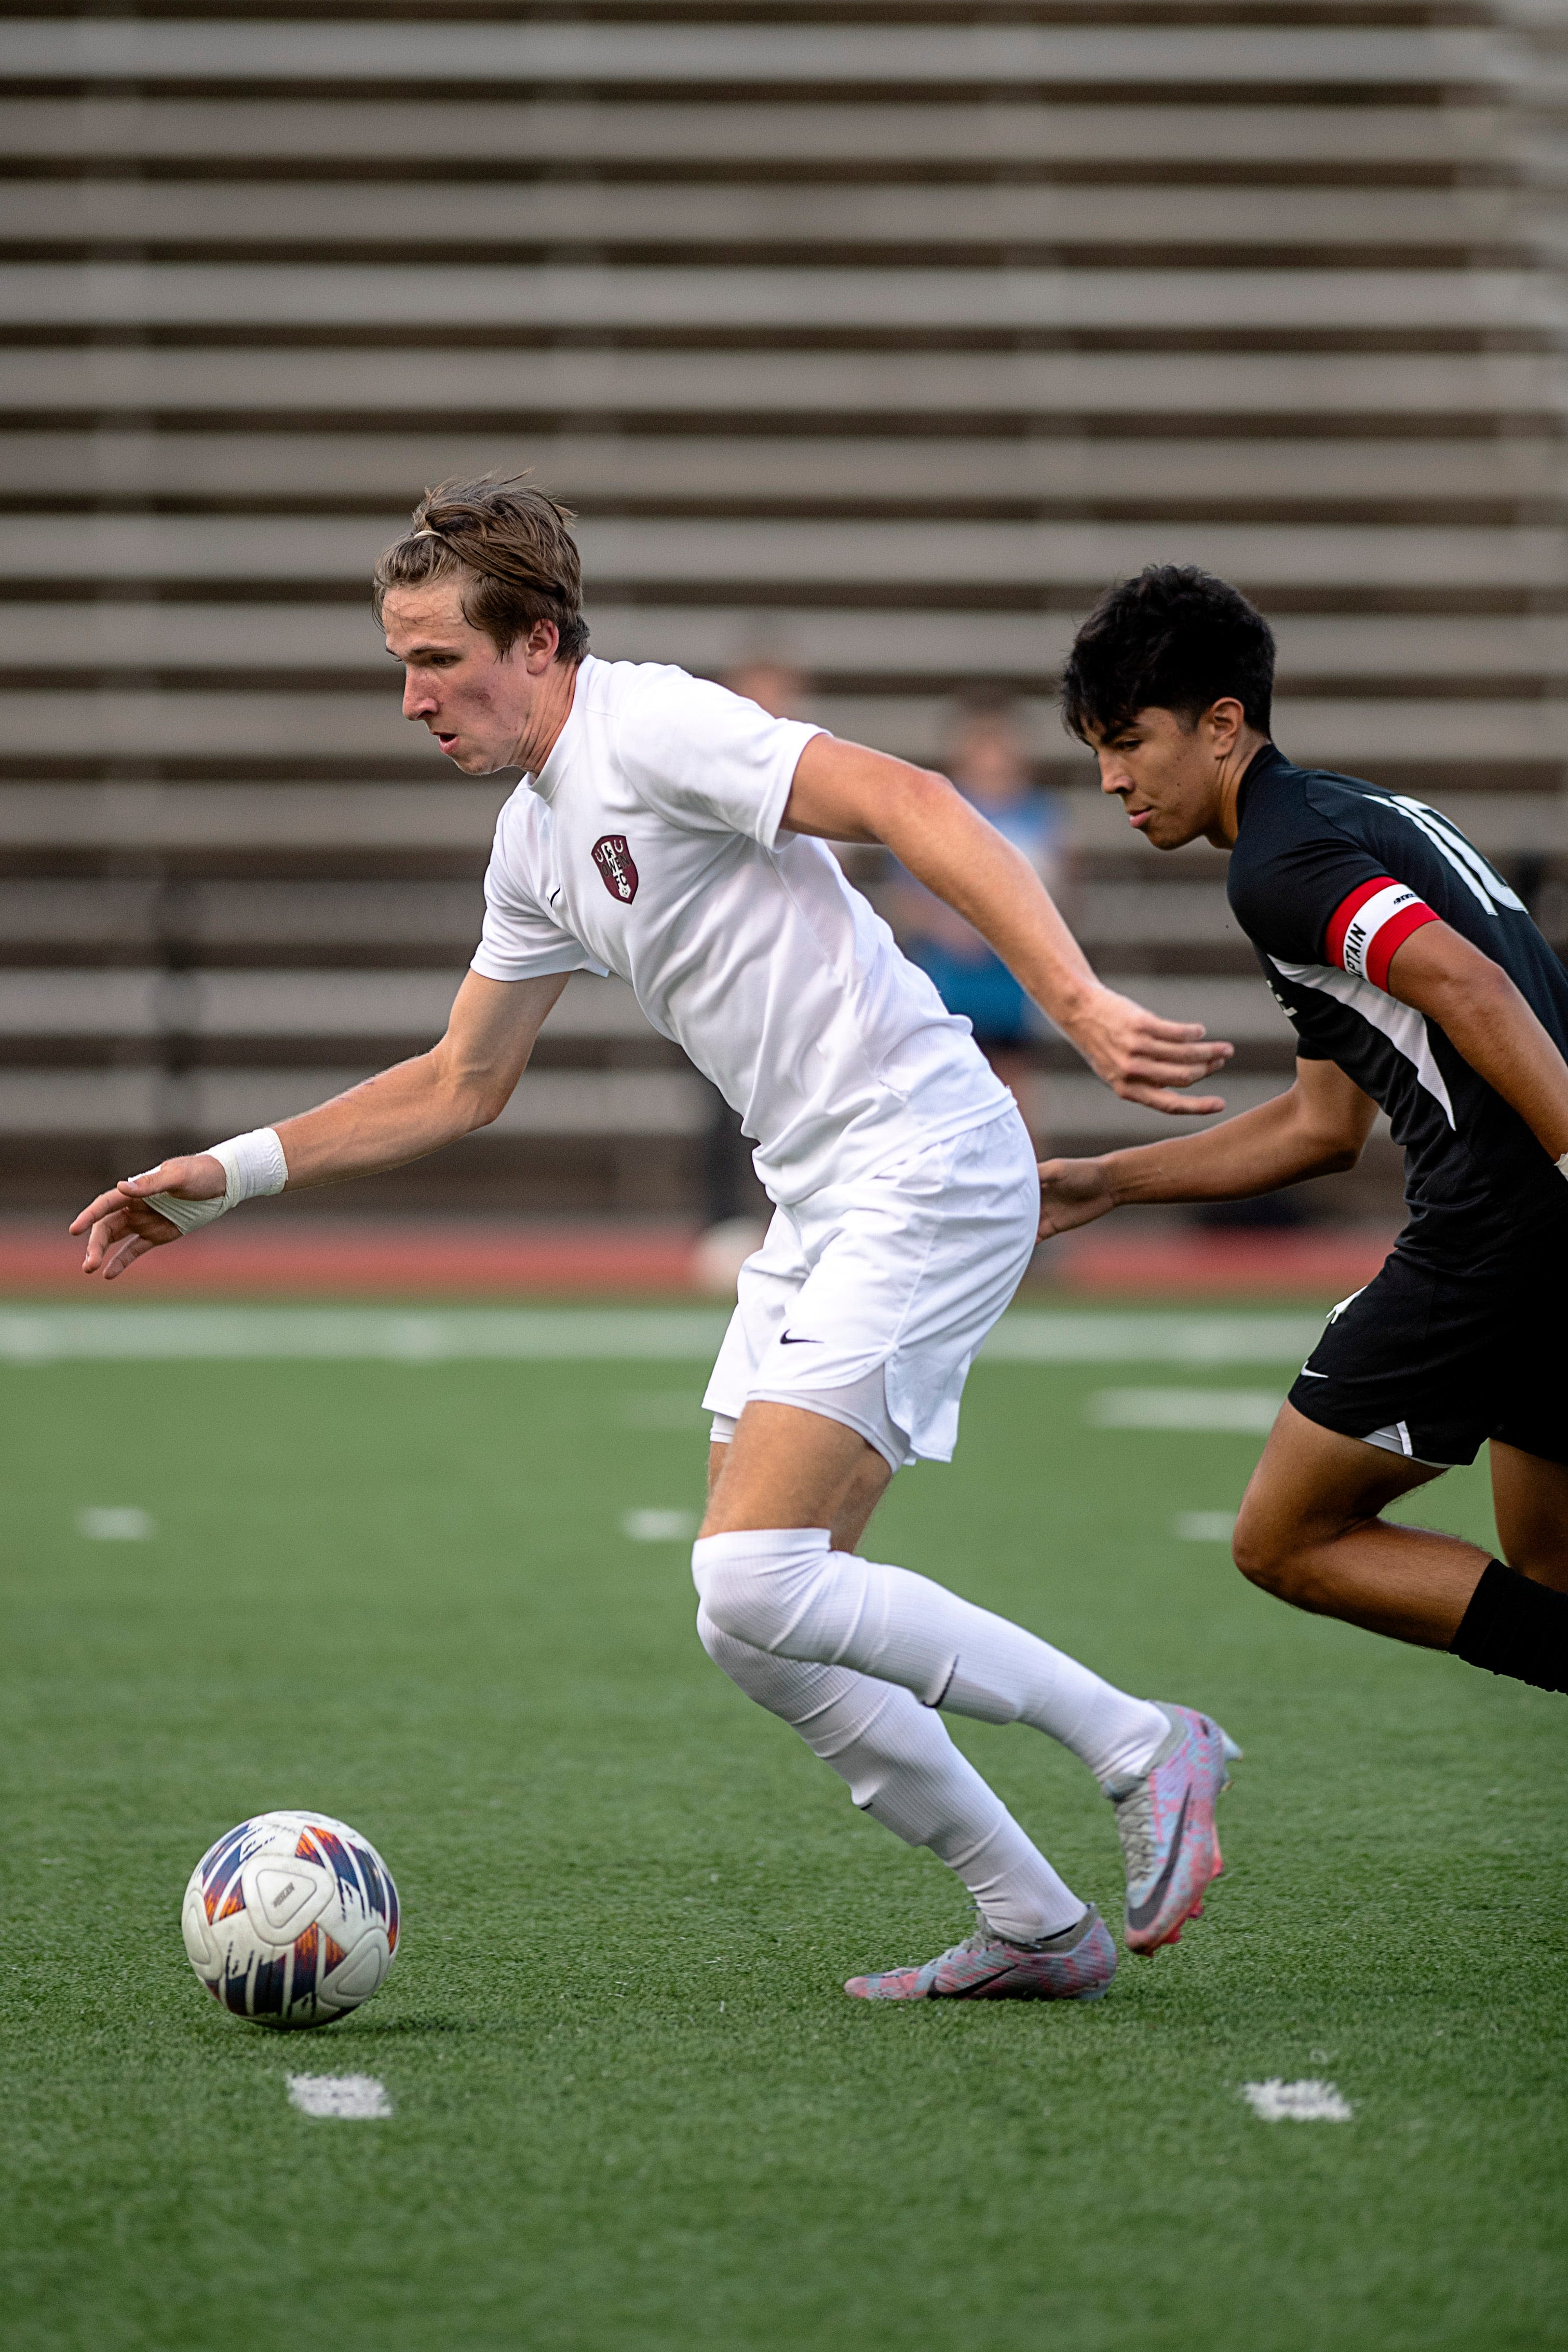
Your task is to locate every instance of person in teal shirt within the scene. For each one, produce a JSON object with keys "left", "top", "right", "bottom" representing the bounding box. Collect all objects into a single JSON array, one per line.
[{"left": 893, "top": 693, "right": 1071, "bottom": 1060}]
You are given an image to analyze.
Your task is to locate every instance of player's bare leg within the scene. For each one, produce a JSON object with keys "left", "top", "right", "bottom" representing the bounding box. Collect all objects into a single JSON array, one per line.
[
  {"left": 704, "top": 1404, "right": 888, "bottom": 1546},
  {"left": 1233, "top": 1407, "right": 1568, "bottom": 1687},
  {"left": 707, "top": 1435, "right": 886, "bottom": 1556},
  {"left": 1233, "top": 1405, "right": 1475, "bottom": 1645},
  {"left": 1489, "top": 1443, "right": 1568, "bottom": 1590}
]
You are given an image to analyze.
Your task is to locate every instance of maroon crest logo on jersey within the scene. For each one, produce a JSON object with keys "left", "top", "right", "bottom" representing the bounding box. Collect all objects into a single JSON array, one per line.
[{"left": 591, "top": 834, "right": 639, "bottom": 903}]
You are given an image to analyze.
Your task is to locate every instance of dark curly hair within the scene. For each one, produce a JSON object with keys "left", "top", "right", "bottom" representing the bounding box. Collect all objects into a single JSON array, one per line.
[{"left": 1061, "top": 565, "right": 1275, "bottom": 744}]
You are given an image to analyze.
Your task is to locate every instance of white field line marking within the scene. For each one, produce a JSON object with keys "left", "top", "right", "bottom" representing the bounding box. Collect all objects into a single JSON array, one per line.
[
  {"left": 1090, "top": 1388, "right": 1283, "bottom": 1433},
  {"left": 983, "top": 1313, "right": 1320, "bottom": 1366},
  {"left": 621, "top": 1508, "right": 700, "bottom": 1542},
  {"left": 76, "top": 1505, "right": 154, "bottom": 1540},
  {"left": 0, "top": 1307, "right": 1323, "bottom": 1367},
  {"left": 1242, "top": 2079, "right": 1353, "bottom": 2123},
  {"left": 287, "top": 2074, "right": 393, "bottom": 2119},
  {"left": 0, "top": 1307, "right": 731, "bottom": 1364},
  {"left": 1173, "top": 1511, "right": 1239, "bottom": 1542}
]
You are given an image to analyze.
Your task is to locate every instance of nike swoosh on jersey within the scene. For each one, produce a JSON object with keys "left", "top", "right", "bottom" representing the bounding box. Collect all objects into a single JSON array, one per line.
[
  {"left": 1298, "top": 1370, "right": 1328, "bottom": 1378},
  {"left": 1124, "top": 1790, "right": 1191, "bottom": 1934},
  {"left": 779, "top": 1333, "right": 821, "bottom": 1345}
]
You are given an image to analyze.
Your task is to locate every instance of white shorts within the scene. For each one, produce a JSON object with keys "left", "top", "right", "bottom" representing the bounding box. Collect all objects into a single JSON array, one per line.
[{"left": 702, "top": 1106, "right": 1039, "bottom": 1471}]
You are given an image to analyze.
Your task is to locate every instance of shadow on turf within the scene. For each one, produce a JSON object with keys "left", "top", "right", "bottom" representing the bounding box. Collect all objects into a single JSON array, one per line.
[
  {"left": 187, "top": 2013, "right": 485, "bottom": 2050},
  {"left": 332, "top": 2014, "right": 486, "bottom": 2038}
]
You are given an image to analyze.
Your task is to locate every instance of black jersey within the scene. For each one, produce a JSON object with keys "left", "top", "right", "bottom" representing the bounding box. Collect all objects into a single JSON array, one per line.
[{"left": 1226, "top": 744, "right": 1568, "bottom": 1252}]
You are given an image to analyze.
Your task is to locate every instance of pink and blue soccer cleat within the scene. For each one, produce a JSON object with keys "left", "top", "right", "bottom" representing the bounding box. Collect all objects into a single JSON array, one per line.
[
  {"left": 845, "top": 1903, "right": 1117, "bottom": 2002},
  {"left": 1107, "top": 1702, "right": 1241, "bottom": 1955}
]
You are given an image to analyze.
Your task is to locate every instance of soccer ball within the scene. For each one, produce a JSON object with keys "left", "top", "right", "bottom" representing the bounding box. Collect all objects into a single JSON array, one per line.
[{"left": 181, "top": 1810, "right": 400, "bottom": 2030}]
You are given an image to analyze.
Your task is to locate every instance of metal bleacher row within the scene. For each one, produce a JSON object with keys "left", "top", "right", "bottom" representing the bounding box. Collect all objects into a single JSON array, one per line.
[{"left": 1, "top": 1, "right": 1564, "bottom": 1220}]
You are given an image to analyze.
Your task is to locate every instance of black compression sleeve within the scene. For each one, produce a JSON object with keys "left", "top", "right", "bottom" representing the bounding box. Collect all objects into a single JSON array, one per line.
[{"left": 1450, "top": 1559, "right": 1568, "bottom": 1695}]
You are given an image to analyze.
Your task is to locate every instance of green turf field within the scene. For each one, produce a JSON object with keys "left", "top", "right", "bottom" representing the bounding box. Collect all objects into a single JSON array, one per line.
[{"left": 2, "top": 1313, "right": 1563, "bottom": 2351}]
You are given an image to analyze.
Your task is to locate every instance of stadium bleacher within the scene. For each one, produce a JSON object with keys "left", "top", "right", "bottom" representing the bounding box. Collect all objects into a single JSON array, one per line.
[{"left": 1, "top": 0, "right": 1564, "bottom": 1224}]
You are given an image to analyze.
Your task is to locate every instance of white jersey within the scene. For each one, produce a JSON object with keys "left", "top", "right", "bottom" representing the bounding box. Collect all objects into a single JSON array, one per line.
[{"left": 470, "top": 655, "right": 1010, "bottom": 1206}]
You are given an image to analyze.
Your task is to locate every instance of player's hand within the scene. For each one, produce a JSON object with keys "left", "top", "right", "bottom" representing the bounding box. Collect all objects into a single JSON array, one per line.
[
  {"left": 69, "top": 1154, "right": 225, "bottom": 1280},
  {"left": 1036, "top": 1156, "right": 1118, "bottom": 1238},
  {"left": 1071, "top": 986, "right": 1231, "bottom": 1115}
]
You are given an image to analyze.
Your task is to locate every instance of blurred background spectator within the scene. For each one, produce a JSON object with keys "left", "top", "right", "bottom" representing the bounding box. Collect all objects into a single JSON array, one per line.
[
  {"left": 889, "top": 693, "right": 1070, "bottom": 1083},
  {"left": 721, "top": 659, "right": 811, "bottom": 725}
]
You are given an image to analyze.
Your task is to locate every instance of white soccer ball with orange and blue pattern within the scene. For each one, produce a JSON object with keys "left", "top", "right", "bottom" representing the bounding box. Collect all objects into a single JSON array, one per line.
[{"left": 180, "top": 1810, "right": 400, "bottom": 2030}]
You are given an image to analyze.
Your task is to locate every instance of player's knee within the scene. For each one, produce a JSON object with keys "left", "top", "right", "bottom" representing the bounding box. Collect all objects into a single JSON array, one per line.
[
  {"left": 1231, "top": 1502, "right": 1307, "bottom": 1602},
  {"left": 1233, "top": 1506, "right": 1352, "bottom": 1611},
  {"left": 695, "top": 1592, "right": 796, "bottom": 1679},
  {"left": 693, "top": 1529, "right": 860, "bottom": 1661},
  {"left": 691, "top": 1544, "right": 797, "bottom": 1654},
  {"left": 694, "top": 1603, "right": 730, "bottom": 1667}
]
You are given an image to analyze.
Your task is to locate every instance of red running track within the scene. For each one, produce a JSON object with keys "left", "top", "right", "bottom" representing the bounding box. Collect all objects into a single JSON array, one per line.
[{"left": 1055, "top": 1226, "right": 1395, "bottom": 1297}]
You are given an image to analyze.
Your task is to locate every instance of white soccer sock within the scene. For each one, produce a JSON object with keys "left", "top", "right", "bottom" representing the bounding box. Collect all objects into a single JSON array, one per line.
[
  {"left": 697, "top": 1607, "right": 1084, "bottom": 1943},
  {"left": 693, "top": 1527, "right": 1167, "bottom": 1787}
]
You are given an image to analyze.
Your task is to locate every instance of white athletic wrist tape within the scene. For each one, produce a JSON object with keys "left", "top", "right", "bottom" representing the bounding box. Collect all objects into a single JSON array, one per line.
[{"left": 142, "top": 1127, "right": 288, "bottom": 1235}]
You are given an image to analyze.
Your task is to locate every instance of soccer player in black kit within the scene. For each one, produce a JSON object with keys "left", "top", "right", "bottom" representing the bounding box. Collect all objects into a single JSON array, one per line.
[{"left": 1040, "top": 564, "right": 1568, "bottom": 1696}]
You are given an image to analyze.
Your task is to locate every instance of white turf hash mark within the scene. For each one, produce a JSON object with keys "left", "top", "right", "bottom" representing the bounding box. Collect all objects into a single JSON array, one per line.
[
  {"left": 77, "top": 1505, "right": 154, "bottom": 1540},
  {"left": 621, "top": 1508, "right": 700, "bottom": 1542},
  {"left": 287, "top": 2074, "right": 393, "bottom": 2120},
  {"left": 1242, "top": 2079, "right": 1354, "bottom": 2123},
  {"left": 1173, "top": 1511, "right": 1238, "bottom": 1542}
]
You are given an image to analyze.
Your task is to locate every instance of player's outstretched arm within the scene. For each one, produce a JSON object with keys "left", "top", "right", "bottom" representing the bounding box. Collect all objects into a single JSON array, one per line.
[
  {"left": 1036, "top": 1058, "right": 1377, "bottom": 1239},
  {"left": 1383, "top": 920, "right": 1568, "bottom": 1168},
  {"left": 781, "top": 733, "right": 1234, "bottom": 1114},
  {"left": 70, "top": 971, "right": 567, "bottom": 1280}
]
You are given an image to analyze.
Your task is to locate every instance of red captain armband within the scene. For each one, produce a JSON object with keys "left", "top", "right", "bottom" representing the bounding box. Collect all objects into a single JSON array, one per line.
[{"left": 1324, "top": 876, "right": 1439, "bottom": 991}]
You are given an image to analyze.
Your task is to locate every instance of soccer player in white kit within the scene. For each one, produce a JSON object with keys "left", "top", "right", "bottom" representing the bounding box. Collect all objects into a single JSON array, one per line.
[{"left": 73, "top": 479, "right": 1240, "bottom": 2003}]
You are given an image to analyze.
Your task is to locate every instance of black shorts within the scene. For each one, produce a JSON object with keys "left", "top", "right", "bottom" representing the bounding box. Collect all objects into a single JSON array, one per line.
[{"left": 1287, "top": 1222, "right": 1568, "bottom": 1470}]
